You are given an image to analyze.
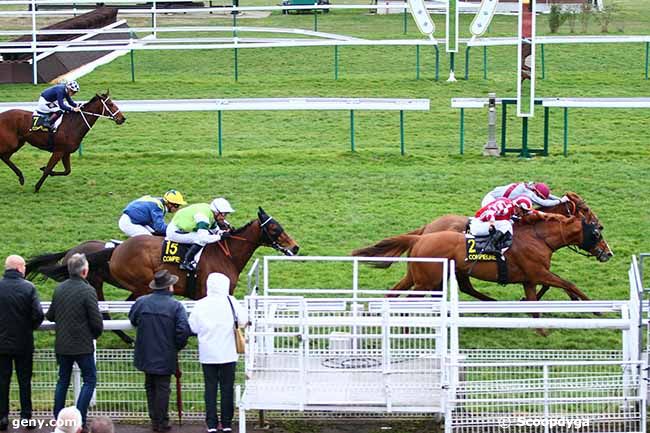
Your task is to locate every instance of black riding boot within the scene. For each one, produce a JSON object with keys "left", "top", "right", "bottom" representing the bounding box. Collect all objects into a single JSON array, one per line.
[{"left": 179, "top": 244, "right": 202, "bottom": 271}]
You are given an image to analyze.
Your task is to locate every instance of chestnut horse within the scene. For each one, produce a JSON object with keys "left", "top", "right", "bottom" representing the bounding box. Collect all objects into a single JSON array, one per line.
[
  {"left": 365, "top": 192, "right": 612, "bottom": 301},
  {"left": 0, "top": 92, "right": 126, "bottom": 192},
  {"left": 353, "top": 211, "right": 608, "bottom": 303}
]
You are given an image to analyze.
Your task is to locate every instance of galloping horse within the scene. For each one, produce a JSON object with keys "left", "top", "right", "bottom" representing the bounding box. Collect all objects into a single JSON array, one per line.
[
  {"left": 363, "top": 192, "right": 612, "bottom": 301},
  {"left": 353, "top": 209, "right": 608, "bottom": 303},
  {"left": 0, "top": 91, "right": 126, "bottom": 192},
  {"left": 27, "top": 208, "right": 299, "bottom": 299}
]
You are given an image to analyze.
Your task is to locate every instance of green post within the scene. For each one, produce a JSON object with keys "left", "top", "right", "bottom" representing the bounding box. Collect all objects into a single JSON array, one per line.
[
  {"left": 334, "top": 46, "right": 339, "bottom": 80},
  {"left": 500, "top": 101, "right": 507, "bottom": 154},
  {"left": 541, "top": 44, "right": 545, "bottom": 80},
  {"left": 464, "top": 46, "right": 470, "bottom": 80},
  {"left": 350, "top": 110, "right": 355, "bottom": 152},
  {"left": 314, "top": 5, "right": 318, "bottom": 32},
  {"left": 483, "top": 45, "right": 487, "bottom": 80},
  {"left": 563, "top": 107, "right": 569, "bottom": 157},
  {"left": 521, "top": 117, "right": 530, "bottom": 158},
  {"left": 218, "top": 111, "right": 223, "bottom": 156},
  {"left": 403, "top": 1, "right": 407, "bottom": 35},
  {"left": 434, "top": 45, "right": 439, "bottom": 81},
  {"left": 459, "top": 108, "right": 464, "bottom": 155},
  {"left": 645, "top": 42, "right": 649, "bottom": 80},
  {"left": 416, "top": 45, "right": 420, "bottom": 80},
  {"left": 233, "top": 14, "right": 237, "bottom": 36},
  {"left": 450, "top": 52, "right": 455, "bottom": 78},
  {"left": 234, "top": 48, "right": 238, "bottom": 81},
  {"left": 78, "top": 143, "right": 83, "bottom": 157},
  {"left": 130, "top": 49, "right": 135, "bottom": 82},
  {"left": 399, "top": 110, "right": 405, "bottom": 155},
  {"left": 543, "top": 106, "right": 549, "bottom": 156}
]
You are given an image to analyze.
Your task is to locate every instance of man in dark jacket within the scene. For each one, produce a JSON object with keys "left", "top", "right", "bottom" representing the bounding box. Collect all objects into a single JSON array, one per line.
[
  {"left": 46, "top": 253, "right": 103, "bottom": 430},
  {"left": 0, "top": 255, "right": 44, "bottom": 431},
  {"left": 129, "top": 270, "right": 189, "bottom": 432}
]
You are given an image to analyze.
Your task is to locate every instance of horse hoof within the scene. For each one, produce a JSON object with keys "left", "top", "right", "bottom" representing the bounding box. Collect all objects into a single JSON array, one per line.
[
  {"left": 40, "top": 166, "right": 45, "bottom": 172},
  {"left": 19, "top": 177, "right": 25, "bottom": 186},
  {"left": 535, "top": 328, "right": 549, "bottom": 337}
]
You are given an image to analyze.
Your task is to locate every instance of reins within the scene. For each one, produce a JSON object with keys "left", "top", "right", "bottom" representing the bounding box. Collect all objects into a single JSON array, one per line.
[{"left": 79, "top": 97, "right": 121, "bottom": 128}]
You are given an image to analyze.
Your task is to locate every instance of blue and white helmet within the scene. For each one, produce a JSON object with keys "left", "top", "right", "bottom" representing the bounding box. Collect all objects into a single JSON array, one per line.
[{"left": 65, "top": 80, "right": 80, "bottom": 92}]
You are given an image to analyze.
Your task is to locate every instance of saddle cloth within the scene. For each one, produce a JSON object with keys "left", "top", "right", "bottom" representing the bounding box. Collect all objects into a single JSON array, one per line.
[
  {"left": 29, "top": 113, "right": 64, "bottom": 133},
  {"left": 161, "top": 240, "right": 203, "bottom": 266},
  {"left": 465, "top": 234, "right": 498, "bottom": 261}
]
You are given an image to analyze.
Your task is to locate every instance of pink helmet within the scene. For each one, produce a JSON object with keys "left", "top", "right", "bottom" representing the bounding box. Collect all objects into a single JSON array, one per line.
[
  {"left": 533, "top": 182, "right": 550, "bottom": 199},
  {"left": 512, "top": 195, "right": 534, "bottom": 211}
]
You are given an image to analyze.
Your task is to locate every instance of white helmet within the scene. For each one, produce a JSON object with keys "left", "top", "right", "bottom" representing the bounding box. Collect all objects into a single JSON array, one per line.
[
  {"left": 65, "top": 80, "right": 80, "bottom": 92},
  {"left": 210, "top": 197, "right": 235, "bottom": 214}
]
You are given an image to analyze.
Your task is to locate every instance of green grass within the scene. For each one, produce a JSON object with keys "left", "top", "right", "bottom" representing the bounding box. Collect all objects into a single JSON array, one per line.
[{"left": 0, "top": 0, "right": 649, "bottom": 352}]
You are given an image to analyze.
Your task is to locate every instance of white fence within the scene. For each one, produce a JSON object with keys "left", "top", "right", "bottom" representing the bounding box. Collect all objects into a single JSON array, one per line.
[{"left": 7, "top": 254, "right": 649, "bottom": 432}]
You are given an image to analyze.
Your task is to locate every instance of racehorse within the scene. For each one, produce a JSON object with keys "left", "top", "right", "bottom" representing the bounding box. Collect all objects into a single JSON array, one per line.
[
  {"left": 0, "top": 91, "right": 126, "bottom": 192},
  {"left": 27, "top": 208, "right": 299, "bottom": 299},
  {"left": 367, "top": 192, "right": 612, "bottom": 301},
  {"left": 353, "top": 209, "right": 607, "bottom": 303}
]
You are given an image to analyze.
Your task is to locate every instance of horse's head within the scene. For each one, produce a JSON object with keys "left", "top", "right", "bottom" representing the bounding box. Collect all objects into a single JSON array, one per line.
[
  {"left": 257, "top": 207, "right": 300, "bottom": 256},
  {"left": 561, "top": 192, "right": 612, "bottom": 262},
  {"left": 83, "top": 91, "right": 126, "bottom": 125}
]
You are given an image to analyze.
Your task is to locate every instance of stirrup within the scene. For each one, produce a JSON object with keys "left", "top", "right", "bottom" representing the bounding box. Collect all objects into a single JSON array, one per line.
[{"left": 179, "top": 261, "right": 195, "bottom": 271}]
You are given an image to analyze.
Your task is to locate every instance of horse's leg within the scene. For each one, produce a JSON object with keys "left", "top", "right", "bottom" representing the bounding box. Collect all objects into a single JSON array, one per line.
[
  {"left": 457, "top": 273, "right": 497, "bottom": 301},
  {"left": 524, "top": 283, "right": 548, "bottom": 337},
  {"left": 386, "top": 273, "right": 414, "bottom": 298},
  {"left": 34, "top": 151, "right": 63, "bottom": 192},
  {"left": 1, "top": 154, "right": 25, "bottom": 186},
  {"left": 41, "top": 152, "right": 71, "bottom": 176},
  {"left": 533, "top": 284, "right": 580, "bottom": 301},
  {"left": 93, "top": 278, "right": 134, "bottom": 346},
  {"left": 535, "top": 271, "right": 591, "bottom": 301}
]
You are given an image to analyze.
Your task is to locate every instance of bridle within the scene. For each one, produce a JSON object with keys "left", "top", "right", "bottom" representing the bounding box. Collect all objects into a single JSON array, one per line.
[
  {"left": 260, "top": 215, "right": 295, "bottom": 256},
  {"left": 79, "top": 96, "right": 122, "bottom": 129},
  {"left": 216, "top": 215, "right": 295, "bottom": 257}
]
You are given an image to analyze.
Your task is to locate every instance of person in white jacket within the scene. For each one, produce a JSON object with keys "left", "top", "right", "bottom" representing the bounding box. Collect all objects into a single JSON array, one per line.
[{"left": 189, "top": 273, "right": 248, "bottom": 433}]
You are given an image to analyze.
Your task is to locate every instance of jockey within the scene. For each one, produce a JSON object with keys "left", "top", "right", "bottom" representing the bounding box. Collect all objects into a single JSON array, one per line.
[
  {"left": 119, "top": 190, "right": 187, "bottom": 237},
  {"left": 166, "top": 197, "right": 236, "bottom": 271},
  {"left": 469, "top": 197, "right": 532, "bottom": 254},
  {"left": 35, "top": 81, "right": 81, "bottom": 130},
  {"left": 480, "top": 182, "right": 569, "bottom": 208}
]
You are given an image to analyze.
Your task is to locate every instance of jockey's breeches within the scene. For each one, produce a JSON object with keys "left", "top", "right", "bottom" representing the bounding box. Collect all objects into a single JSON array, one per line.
[
  {"left": 118, "top": 214, "right": 154, "bottom": 237},
  {"left": 165, "top": 223, "right": 220, "bottom": 246},
  {"left": 35, "top": 97, "right": 61, "bottom": 115},
  {"left": 469, "top": 218, "right": 513, "bottom": 236}
]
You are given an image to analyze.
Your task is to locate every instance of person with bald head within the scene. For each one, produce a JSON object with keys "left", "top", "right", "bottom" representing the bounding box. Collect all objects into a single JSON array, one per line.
[{"left": 0, "top": 255, "right": 44, "bottom": 431}]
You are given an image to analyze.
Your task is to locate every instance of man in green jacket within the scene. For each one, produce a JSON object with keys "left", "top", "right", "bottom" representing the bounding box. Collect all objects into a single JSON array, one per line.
[{"left": 46, "top": 253, "right": 103, "bottom": 431}]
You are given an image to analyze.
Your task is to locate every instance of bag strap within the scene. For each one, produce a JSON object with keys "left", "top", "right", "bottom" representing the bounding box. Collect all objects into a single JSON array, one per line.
[{"left": 226, "top": 296, "right": 239, "bottom": 328}]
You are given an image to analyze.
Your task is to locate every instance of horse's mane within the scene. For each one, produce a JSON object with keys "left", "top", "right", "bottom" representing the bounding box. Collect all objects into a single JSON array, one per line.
[{"left": 232, "top": 220, "right": 255, "bottom": 235}]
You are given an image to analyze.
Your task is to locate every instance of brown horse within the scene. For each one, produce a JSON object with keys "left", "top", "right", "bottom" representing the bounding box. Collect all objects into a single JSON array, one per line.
[
  {"left": 353, "top": 212, "right": 607, "bottom": 303},
  {"left": 375, "top": 192, "right": 612, "bottom": 301},
  {"left": 0, "top": 91, "right": 126, "bottom": 192},
  {"left": 28, "top": 208, "right": 299, "bottom": 299}
]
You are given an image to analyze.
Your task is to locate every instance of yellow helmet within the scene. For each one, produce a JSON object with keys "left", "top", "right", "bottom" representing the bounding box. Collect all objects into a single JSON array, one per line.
[{"left": 163, "top": 190, "right": 187, "bottom": 206}]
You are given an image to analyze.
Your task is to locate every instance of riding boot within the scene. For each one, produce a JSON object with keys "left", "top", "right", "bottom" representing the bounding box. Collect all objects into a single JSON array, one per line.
[
  {"left": 179, "top": 244, "right": 202, "bottom": 271},
  {"left": 48, "top": 112, "right": 61, "bottom": 132}
]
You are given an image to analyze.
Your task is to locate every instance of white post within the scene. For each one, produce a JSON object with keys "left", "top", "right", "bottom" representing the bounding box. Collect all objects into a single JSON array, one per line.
[
  {"left": 72, "top": 362, "right": 81, "bottom": 404},
  {"left": 543, "top": 364, "right": 549, "bottom": 433},
  {"left": 31, "top": 0, "right": 37, "bottom": 84},
  {"left": 483, "top": 93, "right": 500, "bottom": 156},
  {"left": 236, "top": 385, "right": 246, "bottom": 433}
]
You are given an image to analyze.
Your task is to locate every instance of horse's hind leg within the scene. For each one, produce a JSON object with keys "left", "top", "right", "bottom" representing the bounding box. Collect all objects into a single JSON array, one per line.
[
  {"left": 34, "top": 151, "right": 63, "bottom": 192},
  {"left": 386, "top": 273, "right": 415, "bottom": 298},
  {"left": 1, "top": 154, "right": 25, "bottom": 186},
  {"left": 41, "top": 152, "right": 71, "bottom": 176}
]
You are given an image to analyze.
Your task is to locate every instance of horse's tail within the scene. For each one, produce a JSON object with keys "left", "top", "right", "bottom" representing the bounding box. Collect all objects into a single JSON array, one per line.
[
  {"left": 406, "top": 225, "right": 427, "bottom": 236},
  {"left": 25, "top": 250, "right": 69, "bottom": 281},
  {"left": 352, "top": 235, "right": 420, "bottom": 268},
  {"left": 40, "top": 248, "right": 115, "bottom": 282}
]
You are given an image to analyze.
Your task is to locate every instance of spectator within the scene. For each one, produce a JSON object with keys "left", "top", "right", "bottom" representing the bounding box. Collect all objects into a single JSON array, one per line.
[
  {"left": 88, "top": 416, "right": 113, "bottom": 433},
  {"left": 47, "top": 254, "right": 103, "bottom": 431},
  {"left": 52, "top": 406, "right": 82, "bottom": 433},
  {"left": 189, "top": 273, "right": 248, "bottom": 433},
  {"left": 0, "top": 255, "right": 44, "bottom": 431},
  {"left": 129, "top": 270, "right": 190, "bottom": 432}
]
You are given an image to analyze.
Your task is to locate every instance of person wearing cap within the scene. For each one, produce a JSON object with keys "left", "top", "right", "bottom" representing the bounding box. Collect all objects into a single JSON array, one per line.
[
  {"left": 165, "top": 197, "right": 236, "bottom": 272},
  {"left": 35, "top": 80, "right": 81, "bottom": 131},
  {"left": 480, "top": 182, "right": 569, "bottom": 208},
  {"left": 189, "top": 273, "right": 248, "bottom": 433},
  {"left": 128, "top": 270, "right": 190, "bottom": 432},
  {"left": 119, "top": 190, "right": 188, "bottom": 237}
]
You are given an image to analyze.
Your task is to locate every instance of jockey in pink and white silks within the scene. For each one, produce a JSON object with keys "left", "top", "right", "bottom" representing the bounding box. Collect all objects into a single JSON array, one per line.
[
  {"left": 469, "top": 196, "right": 534, "bottom": 253},
  {"left": 480, "top": 182, "right": 569, "bottom": 208}
]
